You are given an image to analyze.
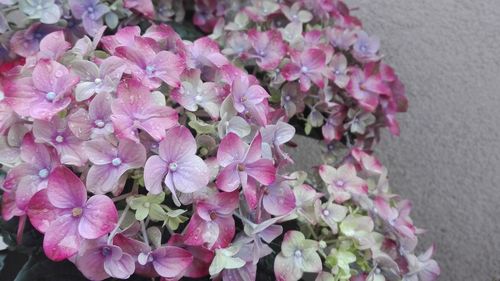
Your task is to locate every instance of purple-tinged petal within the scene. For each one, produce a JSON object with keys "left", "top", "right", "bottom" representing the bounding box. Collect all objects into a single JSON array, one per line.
[
  {"left": 104, "top": 251, "right": 135, "bottom": 279},
  {"left": 152, "top": 246, "right": 193, "bottom": 278},
  {"left": 84, "top": 138, "right": 117, "bottom": 165},
  {"left": 144, "top": 155, "right": 168, "bottom": 194},
  {"left": 217, "top": 133, "right": 247, "bottom": 166},
  {"left": 79, "top": 195, "right": 117, "bottom": 239},
  {"left": 26, "top": 189, "right": 65, "bottom": 233},
  {"left": 245, "top": 159, "right": 276, "bottom": 185},
  {"left": 119, "top": 139, "right": 147, "bottom": 168},
  {"left": 216, "top": 163, "right": 240, "bottom": 192},
  {"left": 171, "top": 155, "right": 209, "bottom": 193},
  {"left": 86, "top": 164, "right": 126, "bottom": 194},
  {"left": 158, "top": 126, "right": 196, "bottom": 162},
  {"left": 47, "top": 167, "right": 86, "bottom": 209},
  {"left": 263, "top": 181, "right": 296, "bottom": 216},
  {"left": 75, "top": 244, "right": 109, "bottom": 280},
  {"left": 43, "top": 215, "right": 81, "bottom": 261}
]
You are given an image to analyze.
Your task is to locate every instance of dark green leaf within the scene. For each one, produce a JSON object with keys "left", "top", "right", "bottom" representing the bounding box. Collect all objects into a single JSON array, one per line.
[{"left": 14, "top": 253, "right": 87, "bottom": 281}]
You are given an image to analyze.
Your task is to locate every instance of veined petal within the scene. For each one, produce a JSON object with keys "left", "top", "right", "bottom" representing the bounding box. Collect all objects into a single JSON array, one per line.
[
  {"left": 79, "top": 195, "right": 118, "bottom": 239},
  {"left": 43, "top": 214, "right": 81, "bottom": 261},
  {"left": 152, "top": 246, "right": 193, "bottom": 278},
  {"left": 144, "top": 155, "right": 168, "bottom": 194},
  {"left": 27, "top": 189, "right": 66, "bottom": 233},
  {"left": 245, "top": 159, "right": 276, "bottom": 185},
  {"left": 47, "top": 166, "right": 86, "bottom": 209},
  {"left": 158, "top": 126, "right": 196, "bottom": 162}
]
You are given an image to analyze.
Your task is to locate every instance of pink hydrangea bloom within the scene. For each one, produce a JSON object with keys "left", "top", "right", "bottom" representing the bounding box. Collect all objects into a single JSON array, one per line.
[
  {"left": 346, "top": 67, "right": 391, "bottom": 112},
  {"left": 9, "top": 23, "right": 60, "bottom": 57},
  {"left": 282, "top": 48, "right": 328, "bottom": 92},
  {"left": 85, "top": 138, "right": 147, "bottom": 194},
  {"left": 10, "top": 59, "right": 79, "bottom": 120},
  {"left": 216, "top": 132, "right": 276, "bottom": 208},
  {"left": 352, "top": 31, "right": 381, "bottom": 63},
  {"left": 68, "top": 92, "right": 114, "bottom": 140},
  {"left": 171, "top": 69, "right": 221, "bottom": 119},
  {"left": 33, "top": 116, "right": 88, "bottom": 166},
  {"left": 111, "top": 78, "right": 178, "bottom": 142},
  {"left": 5, "top": 134, "right": 60, "bottom": 210},
  {"left": 27, "top": 166, "right": 117, "bottom": 261},
  {"left": 144, "top": 126, "right": 209, "bottom": 205},
  {"left": 262, "top": 180, "right": 296, "bottom": 216},
  {"left": 318, "top": 163, "right": 368, "bottom": 203},
  {"left": 113, "top": 233, "right": 194, "bottom": 279},
  {"left": 246, "top": 29, "right": 287, "bottom": 71},
  {"left": 184, "top": 190, "right": 239, "bottom": 249},
  {"left": 115, "top": 38, "right": 185, "bottom": 89},
  {"left": 231, "top": 75, "right": 270, "bottom": 126},
  {"left": 75, "top": 237, "right": 135, "bottom": 280}
]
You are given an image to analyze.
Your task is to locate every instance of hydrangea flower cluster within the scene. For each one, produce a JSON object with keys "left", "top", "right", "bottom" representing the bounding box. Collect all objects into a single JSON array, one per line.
[
  {"left": 188, "top": 0, "right": 409, "bottom": 150},
  {"left": 0, "top": 1, "right": 439, "bottom": 281}
]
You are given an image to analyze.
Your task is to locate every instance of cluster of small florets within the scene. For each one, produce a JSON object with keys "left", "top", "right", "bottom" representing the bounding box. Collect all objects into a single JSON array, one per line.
[
  {"left": 0, "top": 1, "right": 438, "bottom": 281},
  {"left": 188, "top": 0, "right": 409, "bottom": 150}
]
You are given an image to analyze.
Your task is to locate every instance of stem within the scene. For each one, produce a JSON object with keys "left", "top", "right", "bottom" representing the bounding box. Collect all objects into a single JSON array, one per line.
[
  {"left": 108, "top": 205, "right": 130, "bottom": 244},
  {"left": 306, "top": 223, "right": 318, "bottom": 240},
  {"left": 140, "top": 220, "right": 149, "bottom": 246},
  {"left": 112, "top": 182, "right": 139, "bottom": 202}
]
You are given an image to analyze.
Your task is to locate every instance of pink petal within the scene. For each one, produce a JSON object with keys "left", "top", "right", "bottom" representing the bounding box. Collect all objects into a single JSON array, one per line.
[
  {"left": 43, "top": 215, "right": 81, "bottom": 261},
  {"left": 244, "top": 133, "right": 263, "bottom": 163},
  {"left": 86, "top": 164, "right": 126, "bottom": 194},
  {"left": 302, "top": 48, "right": 326, "bottom": 70},
  {"left": 47, "top": 167, "right": 86, "bottom": 209},
  {"left": 79, "top": 195, "right": 118, "bottom": 239},
  {"left": 213, "top": 216, "right": 236, "bottom": 248},
  {"left": 245, "top": 159, "right": 276, "bottom": 185},
  {"left": 32, "top": 59, "right": 68, "bottom": 92},
  {"left": 158, "top": 126, "right": 196, "bottom": 162},
  {"left": 151, "top": 51, "right": 184, "bottom": 88},
  {"left": 171, "top": 155, "right": 209, "bottom": 193},
  {"left": 138, "top": 106, "right": 179, "bottom": 141},
  {"left": 119, "top": 139, "right": 147, "bottom": 167},
  {"left": 20, "top": 133, "right": 54, "bottom": 168},
  {"left": 104, "top": 252, "right": 135, "bottom": 279},
  {"left": 263, "top": 182, "right": 296, "bottom": 216},
  {"left": 281, "top": 63, "right": 301, "bottom": 81},
  {"left": 84, "top": 138, "right": 117, "bottom": 165},
  {"left": 26, "top": 189, "right": 65, "bottom": 233},
  {"left": 217, "top": 133, "right": 247, "bottom": 166},
  {"left": 215, "top": 163, "right": 240, "bottom": 192},
  {"left": 374, "top": 196, "right": 398, "bottom": 222},
  {"left": 57, "top": 140, "right": 88, "bottom": 167},
  {"left": 15, "top": 173, "right": 46, "bottom": 210},
  {"left": 75, "top": 246, "right": 109, "bottom": 280},
  {"left": 152, "top": 246, "right": 193, "bottom": 278},
  {"left": 1, "top": 191, "right": 24, "bottom": 221},
  {"left": 144, "top": 155, "right": 168, "bottom": 194}
]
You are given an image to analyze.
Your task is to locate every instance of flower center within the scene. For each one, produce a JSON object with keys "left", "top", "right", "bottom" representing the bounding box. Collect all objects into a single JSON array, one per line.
[
  {"left": 195, "top": 95, "right": 203, "bottom": 102},
  {"left": 334, "top": 69, "right": 342, "bottom": 75},
  {"left": 169, "top": 162, "right": 178, "bottom": 171},
  {"left": 72, "top": 207, "right": 83, "bottom": 217},
  {"left": 258, "top": 50, "right": 266, "bottom": 56},
  {"left": 359, "top": 44, "right": 368, "bottom": 53},
  {"left": 143, "top": 202, "right": 151, "bottom": 208},
  {"left": 237, "top": 163, "right": 245, "bottom": 172},
  {"left": 146, "top": 65, "right": 155, "bottom": 75},
  {"left": 38, "top": 168, "right": 49, "bottom": 179},
  {"left": 322, "top": 209, "right": 330, "bottom": 216},
  {"left": 45, "top": 91, "right": 56, "bottom": 102},
  {"left": 87, "top": 6, "right": 95, "bottom": 13},
  {"left": 294, "top": 250, "right": 302, "bottom": 258},
  {"left": 94, "top": 78, "right": 102, "bottom": 84},
  {"left": 301, "top": 66, "right": 309, "bottom": 73},
  {"left": 209, "top": 211, "right": 217, "bottom": 221},
  {"left": 101, "top": 246, "right": 111, "bottom": 257},
  {"left": 36, "top": 4, "right": 43, "bottom": 10},
  {"left": 94, "top": 119, "right": 105, "bottom": 128},
  {"left": 284, "top": 95, "right": 291, "bottom": 101},
  {"left": 55, "top": 135, "right": 64, "bottom": 143},
  {"left": 111, "top": 157, "right": 122, "bottom": 167},
  {"left": 375, "top": 268, "right": 381, "bottom": 274},
  {"left": 335, "top": 180, "right": 345, "bottom": 188}
]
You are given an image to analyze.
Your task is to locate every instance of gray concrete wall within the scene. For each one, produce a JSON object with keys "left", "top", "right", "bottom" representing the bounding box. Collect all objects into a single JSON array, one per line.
[{"left": 290, "top": 1, "right": 500, "bottom": 280}]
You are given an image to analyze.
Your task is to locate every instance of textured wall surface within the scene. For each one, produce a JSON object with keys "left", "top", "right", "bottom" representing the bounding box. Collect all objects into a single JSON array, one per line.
[{"left": 289, "top": 1, "right": 500, "bottom": 280}]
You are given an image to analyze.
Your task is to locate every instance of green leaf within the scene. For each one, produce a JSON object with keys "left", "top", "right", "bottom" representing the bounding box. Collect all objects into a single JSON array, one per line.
[
  {"left": 14, "top": 253, "right": 87, "bottom": 281},
  {"left": 167, "top": 21, "right": 204, "bottom": 41}
]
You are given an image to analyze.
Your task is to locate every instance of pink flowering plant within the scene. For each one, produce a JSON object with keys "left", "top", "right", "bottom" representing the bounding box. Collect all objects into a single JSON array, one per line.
[{"left": 0, "top": 1, "right": 439, "bottom": 281}]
